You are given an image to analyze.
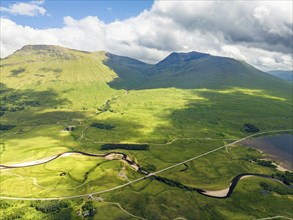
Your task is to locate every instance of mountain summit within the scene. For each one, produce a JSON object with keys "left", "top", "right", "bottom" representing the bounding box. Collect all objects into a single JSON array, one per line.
[{"left": 156, "top": 51, "right": 209, "bottom": 68}]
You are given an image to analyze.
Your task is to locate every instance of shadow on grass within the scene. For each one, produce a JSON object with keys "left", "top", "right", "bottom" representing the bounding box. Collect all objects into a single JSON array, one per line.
[
  {"left": 103, "top": 53, "right": 153, "bottom": 90},
  {"left": 10, "top": 67, "right": 26, "bottom": 77},
  {"left": 0, "top": 83, "right": 70, "bottom": 111},
  {"left": 1, "top": 82, "right": 148, "bottom": 149},
  {"left": 148, "top": 89, "right": 292, "bottom": 140}
]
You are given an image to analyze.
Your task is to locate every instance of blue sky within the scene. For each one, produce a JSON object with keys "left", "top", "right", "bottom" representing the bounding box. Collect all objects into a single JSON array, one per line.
[{"left": 0, "top": 0, "right": 154, "bottom": 28}]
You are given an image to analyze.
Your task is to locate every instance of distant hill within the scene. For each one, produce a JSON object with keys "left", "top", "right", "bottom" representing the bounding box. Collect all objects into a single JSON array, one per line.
[
  {"left": 267, "top": 70, "right": 293, "bottom": 82},
  {"left": 145, "top": 52, "right": 288, "bottom": 90},
  {"left": 1, "top": 45, "right": 292, "bottom": 101},
  {"left": 107, "top": 51, "right": 291, "bottom": 95}
]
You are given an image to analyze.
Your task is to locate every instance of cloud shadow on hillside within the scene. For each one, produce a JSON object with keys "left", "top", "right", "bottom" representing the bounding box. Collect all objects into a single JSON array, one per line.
[{"left": 148, "top": 88, "right": 292, "bottom": 141}]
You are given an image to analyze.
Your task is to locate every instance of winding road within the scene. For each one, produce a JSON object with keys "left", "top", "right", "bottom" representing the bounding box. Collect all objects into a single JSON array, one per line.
[{"left": 0, "top": 129, "right": 292, "bottom": 201}]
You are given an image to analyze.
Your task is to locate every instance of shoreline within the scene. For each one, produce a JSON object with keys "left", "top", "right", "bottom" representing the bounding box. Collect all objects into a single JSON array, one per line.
[{"left": 240, "top": 134, "right": 293, "bottom": 172}]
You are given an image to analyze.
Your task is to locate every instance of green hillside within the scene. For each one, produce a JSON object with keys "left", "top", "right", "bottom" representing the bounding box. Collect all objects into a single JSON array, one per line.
[
  {"left": 1, "top": 44, "right": 292, "bottom": 159},
  {"left": 1, "top": 45, "right": 292, "bottom": 219},
  {"left": 1, "top": 45, "right": 123, "bottom": 107},
  {"left": 108, "top": 51, "right": 291, "bottom": 94}
]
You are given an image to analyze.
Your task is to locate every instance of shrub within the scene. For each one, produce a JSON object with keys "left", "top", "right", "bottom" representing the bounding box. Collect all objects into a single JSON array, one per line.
[
  {"left": 256, "top": 160, "right": 277, "bottom": 168},
  {"left": 275, "top": 171, "right": 293, "bottom": 184},
  {"left": 0, "top": 124, "right": 15, "bottom": 130},
  {"left": 243, "top": 123, "right": 260, "bottom": 133},
  {"left": 82, "top": 201, "right": 96, "bottom": 217},
  {"left": 30, "top": 200, "right": 69, "bottom": 214}
]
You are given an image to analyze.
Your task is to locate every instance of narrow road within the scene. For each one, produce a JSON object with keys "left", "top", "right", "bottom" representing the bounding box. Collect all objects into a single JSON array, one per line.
[
  {"left": 0, "top": 129, "right": 292, "bottom": 201},
  {"left": 89, "top": 137, "right": 238, "bottom": 146}
]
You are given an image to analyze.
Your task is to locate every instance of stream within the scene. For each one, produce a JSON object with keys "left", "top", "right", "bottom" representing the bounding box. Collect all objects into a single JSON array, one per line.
[{"left": 1, "top": 151, "right": 291, "bottom": 199}]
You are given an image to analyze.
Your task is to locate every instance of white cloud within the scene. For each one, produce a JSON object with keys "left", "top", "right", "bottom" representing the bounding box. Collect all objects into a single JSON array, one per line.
[
  {"left": 253, "top": 6, "right": 270, "bottom": 22},
  {"left": 0, "top": 0, "right": 46, "bottom": 16},
  {"left": 0, "top": 1, "right": 292, "bottom": 71}
]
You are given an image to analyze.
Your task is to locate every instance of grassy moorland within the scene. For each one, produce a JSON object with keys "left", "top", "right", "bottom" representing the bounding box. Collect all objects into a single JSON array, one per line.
[{"left": 0, "top": 45, "right": 292, "bottom": 219}]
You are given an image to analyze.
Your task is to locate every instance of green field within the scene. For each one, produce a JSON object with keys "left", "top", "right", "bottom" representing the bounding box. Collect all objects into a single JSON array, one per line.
[{"left": 0, "top": 45, "right": 292, "bottom": 219}]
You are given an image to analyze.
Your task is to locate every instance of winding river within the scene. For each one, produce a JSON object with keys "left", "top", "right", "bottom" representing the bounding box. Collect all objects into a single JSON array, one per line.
[
  {"left": 1, "top": 150, "right": 291, "bottom": 199},
  {"left": 0, "top": 151, "right": 141, "bottom": 172},
  {"left": 197, "top": 173, "right": 290, "bottom": 198}
]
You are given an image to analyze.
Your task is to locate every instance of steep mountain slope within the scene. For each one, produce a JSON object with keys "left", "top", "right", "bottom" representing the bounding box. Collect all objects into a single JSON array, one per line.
[
  {"left": 136, "top": 52, "right": 291, "bottom": 93},
  {"left": 268, "top": 70, "right": 293, "bottom": 82},
  {"left": 1, "top": 45, "right": 123, "bottom": 109},
  {"left": 104, "top": 52, "right": 153, "bottom": 89}
]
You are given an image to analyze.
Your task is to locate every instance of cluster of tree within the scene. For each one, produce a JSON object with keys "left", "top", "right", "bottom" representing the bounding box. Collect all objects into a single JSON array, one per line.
[
  {"left": 30, "top": 201, "right": 72, "bottom": 219},
  {"left": 81, "top": 201, "right": 96, "bottom": 218},
  {"left": 3, "top": 211, "right": 25, "bottom": 219},
  {"left": 97, "top": 100, "right": 111, "bottom": 113},
  {"left": 64, "top": 126, "right": 75, "bottom": 132},
  {"left": 256, "top": 160, "right": 277, "bottom": 168},
  {"left": 242, "top": 155, "right": 277, "bottom": 168},
  {"left": 30, "top": 200, "right": 69, "bottom": 213},
  {"left": 152, "top": 176, "right": 197, "bottom": 192},
  {"left": 0, "top": 106, "right": 24, "bottom": 113},
  {"left": 100, "top": 143, "right": 149, "bottom": 150},
  {"left": 49, "top": 209, "right": 72, "bottom": 220},
  {"left": 273, "top": 171, "right": 293, "bottom": 185},
  {"left": 243, "top": 123, "right": 260, "bottom": 133},
  {"left": 260, "top": 182, "right": 293, "bottom": 195},
  {"left": 0, "top": 201, "right": 10, "bottom": 209},
  {"left": 0, "top": 124, "right": 15, "bottom": 130},
  {"left": 90, "top": 122, "right": 115, "bottom": 130},
  {"left": 0, "top": 201, "right": 26, "bottom": 219}
]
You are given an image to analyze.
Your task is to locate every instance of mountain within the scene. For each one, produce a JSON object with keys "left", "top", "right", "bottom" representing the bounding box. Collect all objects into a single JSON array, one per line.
[
  {"left": 1, "top": 45, "right": 292, "bottom": 102},
  {"left": 2, "top": 46, "right": 290, "bottom": 90},
  {"left": 141, "top": 52, "right": 289, "bottom": 90},
  {"left": 156, "top": 51, "right": 209, "bottom": 68},
  {"left": 107, "top": 51, "right": 291, "bottom": 96},
  {"left": 267, "top": 70, "right": 293, "bottom": 82},
  {"left": 1, "top": 45, "right": 125, "bottom": 108}
]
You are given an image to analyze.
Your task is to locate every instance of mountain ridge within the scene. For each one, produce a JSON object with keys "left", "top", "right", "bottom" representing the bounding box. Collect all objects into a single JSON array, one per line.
[
  {"left": 2, "top": 45, "right": 292, "bottom": 95},
  {"left": 267, "top": 70, "right": 293, "bottom": 82}
]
